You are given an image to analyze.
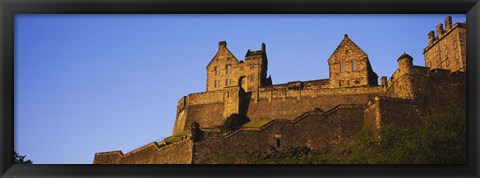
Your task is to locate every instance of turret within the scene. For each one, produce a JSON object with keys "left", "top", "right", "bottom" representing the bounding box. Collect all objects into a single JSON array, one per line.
[{"left": 397, "top": 52, "right": 413, "bottom": 74}]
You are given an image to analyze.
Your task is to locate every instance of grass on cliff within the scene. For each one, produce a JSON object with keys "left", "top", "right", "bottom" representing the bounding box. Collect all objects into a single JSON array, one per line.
[
  {"left": 241, "top": 120, "right": 271, "bottom": 128},
  {"left": 211, "top": 107, "right": 466, "bottom": 164},
  {"left": 164, "top": 130, "right": 190, "bottom": 144}
]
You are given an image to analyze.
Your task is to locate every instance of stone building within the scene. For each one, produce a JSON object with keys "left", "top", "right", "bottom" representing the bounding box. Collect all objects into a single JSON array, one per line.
[
  {"left": 424, "top": 16, "right": 466, "bottom": 72},
  {"left": 94, "top": 18, "right": 467, "bottom": 164}
]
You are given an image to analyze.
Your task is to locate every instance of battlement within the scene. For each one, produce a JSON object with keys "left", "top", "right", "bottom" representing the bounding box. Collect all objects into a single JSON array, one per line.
[{"left": 426, "top": 16, "right": 466, "bottom": 48}]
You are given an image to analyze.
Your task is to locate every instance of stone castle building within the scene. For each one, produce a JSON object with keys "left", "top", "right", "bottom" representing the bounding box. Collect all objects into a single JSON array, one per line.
[
  {"left": 94, "top": 17, "right": 466, "bottom": 164},
  {"left": 424, "top": 16, "right": 466, "bottom": 72}
]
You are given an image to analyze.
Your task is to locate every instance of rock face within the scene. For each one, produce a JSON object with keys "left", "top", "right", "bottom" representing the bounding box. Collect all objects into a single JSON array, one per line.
[{"left": 94, "top": 19, "right": 467, "bottom": 164}]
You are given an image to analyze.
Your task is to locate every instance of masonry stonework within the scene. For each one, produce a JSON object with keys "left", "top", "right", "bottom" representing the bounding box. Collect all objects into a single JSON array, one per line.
[{"left": 94, "top": 18, "right": 467, "bottom": 164}]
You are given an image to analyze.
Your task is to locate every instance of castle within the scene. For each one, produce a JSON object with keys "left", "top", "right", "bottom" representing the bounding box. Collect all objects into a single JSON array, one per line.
[{"left": 93, "top": 17, "right": 466, "bottom": 164}]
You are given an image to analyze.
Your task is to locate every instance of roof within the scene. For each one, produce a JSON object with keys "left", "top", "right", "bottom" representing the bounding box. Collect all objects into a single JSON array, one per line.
[
  {"left": 397, "top": 52, "right": 413, "bottom": 61},
  {"left": 245, "top": 49, "right": 263, "bottom": 57}
]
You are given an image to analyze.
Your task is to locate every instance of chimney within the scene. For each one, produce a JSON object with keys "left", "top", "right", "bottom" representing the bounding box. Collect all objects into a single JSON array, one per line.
[
  {"left": 428, "top": 31, "right": 435, "bottom": 44},
  {"left": 380, "top": 76, "right": 387, "bottom": 86},
  {"left": 219, "top": 41, "right": 227, "bottom": 50},
  {"left": 444, "top": 16, "right": 452, "bottom": 30},
  {"left": 436, "top": 24, "right": 444, "bottom": 37}
]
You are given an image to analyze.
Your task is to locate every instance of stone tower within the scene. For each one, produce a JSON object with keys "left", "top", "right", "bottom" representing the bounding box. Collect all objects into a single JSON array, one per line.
[
  {"left": 206, "top": 41, "right": 271, "bottom": 92},
  {"left": 327, "top": 34, "right": 378, "bottom": 88},
  {"left": 423, "top": 16, "right": 466, "bottom": 72}
]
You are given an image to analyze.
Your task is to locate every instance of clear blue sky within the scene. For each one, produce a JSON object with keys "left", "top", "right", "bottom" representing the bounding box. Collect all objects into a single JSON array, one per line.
[{"left": 14, "top": 14, "right": 466, "bottom": 164}]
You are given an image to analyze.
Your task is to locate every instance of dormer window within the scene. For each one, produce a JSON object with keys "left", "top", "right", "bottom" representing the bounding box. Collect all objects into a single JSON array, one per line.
[
  {"left": 215, "top": 67, "right": 220, "bottom": 76},
  {"left": 351, "top": 61, "right": 356, "bottom": 71},
  {"left": 226, "top": 64, "right": 231, "bottom": 74},
  {"left": 340, "top": 62, "right": 345, "bottom": 72}
]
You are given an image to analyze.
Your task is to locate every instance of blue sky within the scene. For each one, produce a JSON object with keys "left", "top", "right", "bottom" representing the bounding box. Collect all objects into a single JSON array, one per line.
[{"left": 14, "top": 14, "right": 466, "bottom": 164}]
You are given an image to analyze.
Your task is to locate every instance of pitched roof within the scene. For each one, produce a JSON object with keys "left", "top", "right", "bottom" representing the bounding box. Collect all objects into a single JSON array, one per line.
[{"left": 327, "top": 34, "right": 368, "bottom": 62}]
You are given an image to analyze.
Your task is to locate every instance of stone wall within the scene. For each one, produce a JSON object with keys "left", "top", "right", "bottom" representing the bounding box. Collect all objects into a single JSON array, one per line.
[
  {"left": 246, "top": 87, "right": 383, "bottom": 122},
  {"left": 193, "top": 105, "right": 365, "bottom": 163},
  {"left": 94, "top": 138, "right": 193, "bottom": 164}
]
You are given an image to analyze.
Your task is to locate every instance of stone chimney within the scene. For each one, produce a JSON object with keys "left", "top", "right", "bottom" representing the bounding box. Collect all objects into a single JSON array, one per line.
[
  {"left": 380, "top": 76, "right": 387, "bottom": 86},
  {"left": 428, "top": 31, "right": 435, "bottom": 45},
  {"left": 436, "top": 24, "right": 444, "bottom": 37},
  {"left": 444, "top": 16, "right": 452, "bottom": 30},
  {"left": 219, "top": 41, "right": 227, "bottom": 50}
]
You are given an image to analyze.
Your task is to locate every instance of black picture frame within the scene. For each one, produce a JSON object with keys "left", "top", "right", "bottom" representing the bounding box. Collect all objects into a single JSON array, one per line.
[{"left": 1, "top": 0, "right": 479, "bottom": 177}]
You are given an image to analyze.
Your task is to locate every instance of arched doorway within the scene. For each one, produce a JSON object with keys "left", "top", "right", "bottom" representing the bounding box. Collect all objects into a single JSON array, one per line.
[{"left": 239, "top": 76, "right": 248, "bottom": 92}]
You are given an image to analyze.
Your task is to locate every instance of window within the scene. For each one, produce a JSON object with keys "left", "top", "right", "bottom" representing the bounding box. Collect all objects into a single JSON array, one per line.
[
  {"left": 347, "top": 81, "right": 350, "bottom": 85},
  {"left": 446, "top": 59, "right": 450, "bottom": 67},
  {"left": 456, "top": 52, "right": 459, "bottom": 60},
  {"left": 214, "top": 80, "right": 220, "bottom": 87},
  {"left": 354, "top": 80, "right": 360, "bottom": 84},
  {"left": 351, "top": 61, "right": 356, "bottom": 71},
  {"left": 454, "top": 42, "right": 458, "bottom": 49},
  {"left": 226, "top": 79, "right": 231, "bottom": 86},
  {"left": 249, "top": 64, "right": 254, "bottom": 69},
  {"left": 457, "top": 63, "right": 460, "bottom": 70},
  {"left": 275, "top": 138, "right": 281, "bottom": 148},
  {"left": 340, "top": 62, "right": 345, "bottom": 72},
  {"left": 226, "top": 64, "right": 231, "bottom": 74},
  {"left": 215, "top": 67, "right": 220, "bottom": 75},
  {"left": 249, "top": 75, "right": 254, "bottom": 82},
  {"left": 445, "top": 49, "right": 448, "bottom": 56},
  {"left": 339, "top": 81, "right": 342, "bottom": 86},
  {"left": 453, "top": 32, "right": 456, "bottom": 39}
]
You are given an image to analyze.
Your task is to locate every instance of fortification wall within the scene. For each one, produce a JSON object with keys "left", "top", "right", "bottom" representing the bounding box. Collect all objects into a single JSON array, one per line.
[
  {"left": 193, "top": 105, "right": 365, "bottom": 163},
  {"left": 364, "top": 97, "right": 425, "bottom": 130},
  {"left": 173, "top": 91, "right": 225, "bottom": 134},
  {"left": 386, "top": 67, "right": 466, "bottom": 109},
  {"left": 246, "top": 86, "right": 384, "bottom": 122},
  {"left": 94, "top": 139, "right": 193, "bottom": 164}
]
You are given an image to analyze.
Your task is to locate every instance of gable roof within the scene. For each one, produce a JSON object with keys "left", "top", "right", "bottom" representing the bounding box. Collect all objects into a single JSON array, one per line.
[
  {"left": 206, "top": 47, "right": 239, "bottom": 68},
  {"left": 327, "top": 34, "right": 368, "bottom": 62}
]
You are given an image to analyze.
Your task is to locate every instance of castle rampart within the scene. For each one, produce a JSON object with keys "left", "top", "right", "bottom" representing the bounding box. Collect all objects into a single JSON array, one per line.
[{"left": 94, "top": 19, "right": 467, "bottom": 164}]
